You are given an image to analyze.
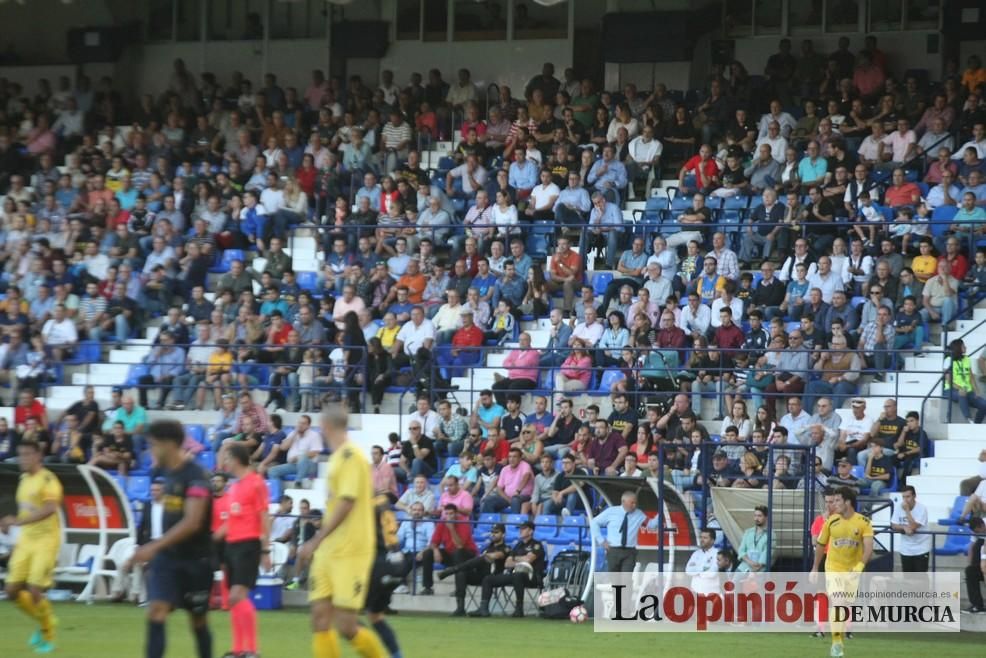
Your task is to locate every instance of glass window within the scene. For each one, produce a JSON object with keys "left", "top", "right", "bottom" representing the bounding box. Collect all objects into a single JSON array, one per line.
[
  {"left": 423, "top": 0, "right": 448, "bottom": 42},
  {"left": 789, "top": 0, "right": 823, "bottom": 34},
  {"left": 176, "top": 0, "right": 201, "bottom": 42},
  {"left": 271, "top": 0, "right": 325, "bottom": 39},
  {"left": 754, "top": 0, "right": 782, "bottom": 35},
  {"left": 905, "top": 0, "right": 939, "bottom": 29},
  {"left": 514, "top": 0, "right": 567, "bottom": 40},
  {"left": 453, "top": 0, "right": 506, "bottom": 41},
  {"left": 147, "top": 0, "right": 174, "bottom": 42},
  {"left": 725, "top": 0, "right": 753, "bottom": 37},
  {"left": 869, "top": 0, "right": 902, "bottom": 31},
  {"left": 826, "top": 0, "right": 859, "bottom": 32},
  {"left": 396, "top": 0, "right": 422, "bottom": 40}
]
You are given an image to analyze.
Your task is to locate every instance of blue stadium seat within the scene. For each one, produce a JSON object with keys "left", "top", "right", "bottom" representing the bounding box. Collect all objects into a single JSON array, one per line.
[
  {"left": 123, "top": 364, "right": 149, "bottom": 388},
  {"left": 594, "top": 369, "right": 625, "bottom": 394},
  {"left": 930, "top": 206, "right": 957, "bottom": 237},
  {"left": 266, "top": 478, "right": 282, "bottom": 503},
  {"left": 297, "top": 271, "right": 318, "bottom": 291},
  {"left": 69, "top": 340, "right": 102, "bottom": 364},
  {"left": 533, "top": 514, "right": 560, "bottom": 541},
  {"left": 592, "top": 272, "right": 614, "bottom": 296},
  {"left": 186, "top": 424, "right": 205, "bottom": 447},
  {"left": 474, "top": 512, "right": 501, "bottom": 545},
  {"left": 126, "top": 475, "right": 151, "bottom": 501},
  {"left": 547, "top": 515, "right": 588, "bottom": 546},
  {"left": 504, "top": 513, "right": 530, "bottom": 543},
  {"left": 210, "top": 248, "right": 244, "bottom": 274},
  {"left": 196, "top": 451, "right": 216, "bottom": 472},
  {"left": 935, "top": 526, "right": 972, "bottom": 556},
  {"left": 937, "top": 496, "right": 969, "bottom": 525}
]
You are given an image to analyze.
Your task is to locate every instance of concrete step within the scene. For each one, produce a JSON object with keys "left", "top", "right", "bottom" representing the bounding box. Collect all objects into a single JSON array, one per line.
[
  {"left": 87, "top": 363, "right": 132, "bottom": 384},
  {"left": 920, "top": 458, "right": 980, "bottom": 477},
  {"left": 109, "top": 349, "right": 146, "bottom": 364},
  {"left": 485, "top": 352, "right": 508, "bottom": 368},
  {"left": 945, "top": 423, "right": 986, "bottom": 441},
  {"left": 905, "top": 474, "right": 964, "bottom": 495},
  {"left": 929, "top": 440, "right": 986, "bottom": 459}
]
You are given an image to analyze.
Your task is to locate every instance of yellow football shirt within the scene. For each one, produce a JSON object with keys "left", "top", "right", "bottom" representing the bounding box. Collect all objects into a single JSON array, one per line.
[
  {"left": 17, "top": 468, "right": 63, "bottom": 541},
  {"left": 322, "top": 440, "right": 376, "bottom": 558},
  {"left": 817, "top": 511, "right": 873, "bottom": 572}
]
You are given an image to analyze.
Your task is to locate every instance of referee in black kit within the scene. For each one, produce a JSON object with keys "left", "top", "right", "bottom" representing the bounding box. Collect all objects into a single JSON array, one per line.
[{"left": 128, "top": 420, "right": 215, "bottom": 658}]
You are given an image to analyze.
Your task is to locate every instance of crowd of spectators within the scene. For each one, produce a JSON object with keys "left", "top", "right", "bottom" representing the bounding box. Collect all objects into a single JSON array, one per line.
[{"left": 1, "top": 40, "right": 985, "bottom": 579}]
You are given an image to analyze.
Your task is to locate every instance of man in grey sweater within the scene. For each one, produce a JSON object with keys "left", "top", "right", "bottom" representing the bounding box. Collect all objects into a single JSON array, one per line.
[{"left": 795, "top": 397, "right": 842, "bottom": 469}]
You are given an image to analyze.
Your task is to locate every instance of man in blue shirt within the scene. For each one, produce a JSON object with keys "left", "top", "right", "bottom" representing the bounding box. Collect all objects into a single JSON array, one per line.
[
  {"left": 591, "top": 490, "right": 660, "bottom": 572},
  {"left": 136, "top": 330, "right": 186, "bottom": 409},
  {"left": 553, "top": 171, "right": 592, "bottom": 226},
  {"left": 355, "top": 171, "right": 382, "bottom": 211},
  {"left": 587, "top": 145, "right": 628, "bottom": 203},
  {"left": 491, "top": 260, "right": 527, "bottom": 310},
  {"left": 239, "top": 190, "right": 269, "bottom": 249},
  {"left": 508, "top": 240, "right": 532, "bottom": 280},
  {"left": 588, "top": 192, "right": 625, "bottom": 268},
  {"left": 597, "top": 236, "right": 648, "bottom": 314},
  {"left": 507, "top": 150, "right": 538, "bottom": 196},
  {"left": 736, "top": 505, "right": 775, "bottom": 573}
]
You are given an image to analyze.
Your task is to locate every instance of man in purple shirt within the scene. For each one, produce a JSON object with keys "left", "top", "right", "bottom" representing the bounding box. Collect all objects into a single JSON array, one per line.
[
  {"left": 588, "top": 419, "right": 628, "bottom": 475},
  {"left": 479, "top": 448, "right": 534, "bottom": 514}
]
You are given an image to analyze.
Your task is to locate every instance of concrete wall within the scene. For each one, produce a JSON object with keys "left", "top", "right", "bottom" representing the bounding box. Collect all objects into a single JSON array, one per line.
[{"left": 0, "top": 0, "right": 140, "bottom": 63}]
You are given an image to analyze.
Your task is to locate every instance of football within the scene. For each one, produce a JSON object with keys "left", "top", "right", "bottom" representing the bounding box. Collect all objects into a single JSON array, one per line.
[{"left": 569, "top": 605, "right": 588, "bottom": 624}]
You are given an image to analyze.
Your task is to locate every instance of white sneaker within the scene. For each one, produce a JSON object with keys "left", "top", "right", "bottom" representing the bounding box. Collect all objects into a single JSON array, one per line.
[
  {"left": 561, "top": 508, "right": 571, "bottom": 517},
  {"left": 830, "top": 642, "right": 844, "bottom": 657},
  {"left": 394, "top": 585, "right": 410, "bottom": 594}
]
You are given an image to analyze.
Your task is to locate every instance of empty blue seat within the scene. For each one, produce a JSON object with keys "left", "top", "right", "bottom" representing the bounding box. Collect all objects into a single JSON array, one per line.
[
  {"left": 69, "top": 340, "right": 102, "bottom": 364},
  {"left": 592, "top": 272, "right": 614, "bottom": 296},
  {"left": 930, "top": 206, "right": 957, "bottom": 237},
  {"left": 196, "top": 451, "right": 216, "bottom": 472},
  {"left": 533, "top": 514, "right": 560, "bottom": 541},
  {"left": 266, "top": 478, "right": 282, "bottom": 503},
  {"left": 547, "top": 515, "right": 588, "bottom": 545},
  {"left": 297, "top": 271, "right": 318, "bottom": 291},
  {"left": 595, "top": 369, "right": 625, "bottom": 393},
  {"left": 123, "top": 364, "right": 149, "bottom": 388},
  {"left": 126, "top": 475, "right": 151, "bottom": 501},
  {"left": 935, "top": 526, "right": 972, "bottom": 556},
  {"left": 938, "top": 495, "right": 969, "bottom": 525},
  {"left": 185, "top": 424, "right": 205, "bottom": 446}
]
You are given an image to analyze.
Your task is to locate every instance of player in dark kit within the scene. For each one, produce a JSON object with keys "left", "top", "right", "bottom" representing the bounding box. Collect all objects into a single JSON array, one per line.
[
  {"left": 469, "top": 520, "right": 546, "bottom": 618},
  {"left": 129, "top": 420, "right": 215, "bottom": 658},
  {"left": 365, "top": 493, "right": 405, "bottom": 658},
  {"left": 438, "top": 522, "right": 509, "bottom": 617}
]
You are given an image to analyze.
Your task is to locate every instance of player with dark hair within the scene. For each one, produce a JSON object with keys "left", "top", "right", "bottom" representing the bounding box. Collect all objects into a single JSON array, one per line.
[
  {"left": 2, "top": 440, "right": 63, "bottom": 654},
  {"left": 364, "top": 492, "right": 405, "bottom": 658},
  {"left": 216, "top": 442, "right": 271, "bottom": 658},
  {"left": 297, "top": 406, "right": 387, "bottom": 657},
  {"left": 129, "top": 419, "right": 215, "bottom": 658},
  {"left": 810, "top": 486, "right": 873, "bottom": 657}
]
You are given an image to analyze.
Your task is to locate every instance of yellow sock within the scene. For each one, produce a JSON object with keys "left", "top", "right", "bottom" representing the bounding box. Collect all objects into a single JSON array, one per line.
[
  {"left": 15, "top": 590, "right": 40, "bottom": 622},
  {"left": 36, "top": 598, "right": 55, "bottom": 641},
  {"left": 312, "top": 630, "right": 341, "bottom": 658},
  {"left": 349, "top": 627, "right": 387, "bottom": 658}
]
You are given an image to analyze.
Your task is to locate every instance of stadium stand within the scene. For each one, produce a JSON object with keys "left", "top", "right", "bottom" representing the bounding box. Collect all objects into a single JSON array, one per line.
[{"left": 1, "top": 21, "right": 986, "bottom": 621}]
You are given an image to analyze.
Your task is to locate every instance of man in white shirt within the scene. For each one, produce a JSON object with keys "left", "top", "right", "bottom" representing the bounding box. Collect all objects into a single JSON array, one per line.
[
  {"left": 685, "top": 528, "right": 720, "bottom": 594},
  {"left": 263, "top": 413, "right": 325, "bottom": 483},
  {"left": 525, "top": 169, "right": 560, "bottom": 220},
  {"left": 41, "top": 303, "right": 78, "bottom": 360},
  {"left": 432, "top": 289, "right": 464, "bottom": 342},
  {"left": 837, "top": 398, "right": 875, "bottom": 464},
  {"left": 757, "top": 101, "right": 797, "bottom": 139},
  {"left": 951, "top": 122, "right": 985, "bottom": 159},
  {"left": 806, "top": 255, "right": 841, "bottom": 303},
  {"left": 779, "top": 396, "right": 811, "bottom": 444},
  {"left": 404, "top": 396, "right": 441, "bottom": 440},
  {"left": 569, "top": 307, "right": 603, "bottom": 347},
  {"left": 710, "top": 288, "right": 744, "bottom": 330},
  {"left": 755, "top": 120, "right": 788, "bottom": 162},
  {"left": 890, "top": 485, "right": 932, "bottom": 573},
  {"left": 392, "top": 306, "right": 436, "bottom": 368},
  {"left": 260, "top": 173, "right": 285, "bottom": 215},
  {"left": 778, "top": 238, "right": 817, "bottom": 282},
  {"left": 679, "top": 292, "right": 711, "bottom": 337},
  {"left": 626, "top": 125, "right": 662, "bottom": 193}
]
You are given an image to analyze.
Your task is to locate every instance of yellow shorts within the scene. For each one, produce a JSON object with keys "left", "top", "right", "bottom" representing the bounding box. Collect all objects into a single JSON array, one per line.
[
  {"left": 307, "top": 549, "right": 373, "bottom": 610},
  {"left": 8, "top": 540, "right": 60, "bottom": 589},
  {"left": 825, "top": 569, "right": 861, "bottom": 605}
]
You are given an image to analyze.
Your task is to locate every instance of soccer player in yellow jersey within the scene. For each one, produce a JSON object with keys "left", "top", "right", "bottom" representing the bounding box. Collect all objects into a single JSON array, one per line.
[
  {"left": 2, "top": 441, "right": 63, "bottom": 654},
  {"left": 810, "top": 486, "right": 873, "bottom": 658},
  {"left": 298, "top": 406, "right": 387, "bottom": 658}
]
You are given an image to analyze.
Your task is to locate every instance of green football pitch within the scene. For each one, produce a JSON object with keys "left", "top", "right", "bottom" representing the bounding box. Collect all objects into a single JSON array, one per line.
[{"left": 0, "top": 604, "right": 980, "bottom": 657}]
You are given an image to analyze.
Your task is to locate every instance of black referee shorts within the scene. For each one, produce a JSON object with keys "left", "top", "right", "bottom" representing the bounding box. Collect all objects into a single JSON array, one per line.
[{"left": 225, "top": 539, "right": 262, "bottom": 589}]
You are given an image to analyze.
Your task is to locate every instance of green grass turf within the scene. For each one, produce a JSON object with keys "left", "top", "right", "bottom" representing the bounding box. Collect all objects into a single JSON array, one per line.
[{"left": 0, "top": 604, "right": 981, "bottom": 657}]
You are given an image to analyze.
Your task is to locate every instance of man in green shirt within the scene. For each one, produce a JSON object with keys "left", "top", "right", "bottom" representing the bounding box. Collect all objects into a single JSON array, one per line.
[{"left": 571, "top": 79, "right": 599, "bottom": 127}]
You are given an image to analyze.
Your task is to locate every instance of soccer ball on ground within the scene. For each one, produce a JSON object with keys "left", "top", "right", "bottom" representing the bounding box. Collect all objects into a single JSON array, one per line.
[{"left": 569, "top": 605, "right": 588, "bottom": 624}]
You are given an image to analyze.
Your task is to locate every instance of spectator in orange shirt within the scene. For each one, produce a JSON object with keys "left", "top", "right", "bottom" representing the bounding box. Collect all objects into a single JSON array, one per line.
[
  {"left": 961, "top": 55, "right": 986, "bottom": 95},
  {"left": 390, "top": 259, "right": 427, "bottom": 304},
  {"left": 545, "top": 237, "right": 583, "bottom": 314}
]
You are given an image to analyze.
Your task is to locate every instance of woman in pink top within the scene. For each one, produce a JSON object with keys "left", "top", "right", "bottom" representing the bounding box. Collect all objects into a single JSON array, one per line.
[
  {"left": 554, "top": 339, "right": 592, "bottom": 404},
  {"left": 491, "top": 332, "right": 540, "bottom": 406}
]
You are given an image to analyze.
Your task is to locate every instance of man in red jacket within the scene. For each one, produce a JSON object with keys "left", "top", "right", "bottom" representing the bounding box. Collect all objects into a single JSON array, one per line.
[
  {"left": 436, "top": 309, "right": 484, "bottom": 377},
  {"left": 417, "top": 503, "right": 478, "bottom": 595}
]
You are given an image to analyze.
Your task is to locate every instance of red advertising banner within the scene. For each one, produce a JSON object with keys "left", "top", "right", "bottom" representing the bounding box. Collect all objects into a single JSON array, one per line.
[{"left": 64, "top": 494, "right": 125, "bottom": 529}]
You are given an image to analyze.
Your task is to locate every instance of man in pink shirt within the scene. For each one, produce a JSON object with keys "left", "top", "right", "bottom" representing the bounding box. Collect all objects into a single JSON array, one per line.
[
  {"left": 332, "top": 283, "right": 367, "bottom": 330},
  {"left": 479, "top": 448, "right": 534, "bottom": 514},
  {"left": 371, "top": 445, "right": 398, "bottom": 497},
  {"left": 491, "top": 332, "right": 540, "bottom": 406},
  {"left": 439, "top": 475, "right": 474, "bottom": 515}
]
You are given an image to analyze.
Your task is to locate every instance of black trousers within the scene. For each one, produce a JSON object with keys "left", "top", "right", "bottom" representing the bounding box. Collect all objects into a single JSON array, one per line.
[
  {"left": 965, "top": 563, "right": 985, "bottom": 609},
  {"left": 606, "top": 547, "right": 637, "bottom": 573},
  {"left": 480, "top": 571, "right": 534, "bottom": 610},
  {"left": 900, "top": 553, "right": 929, "bottom": 573},
  {"left": 420, "top": 547, "right": 475, "bottom": 588},
  {"left": 137, "top": 374, "right": 173, "bottom": 409},
  {"left": 455, "top": 562, "right": 491, "bottom": 601},
  {"left": 491, "top": 378, "right": 537, "bottom": 407}
]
